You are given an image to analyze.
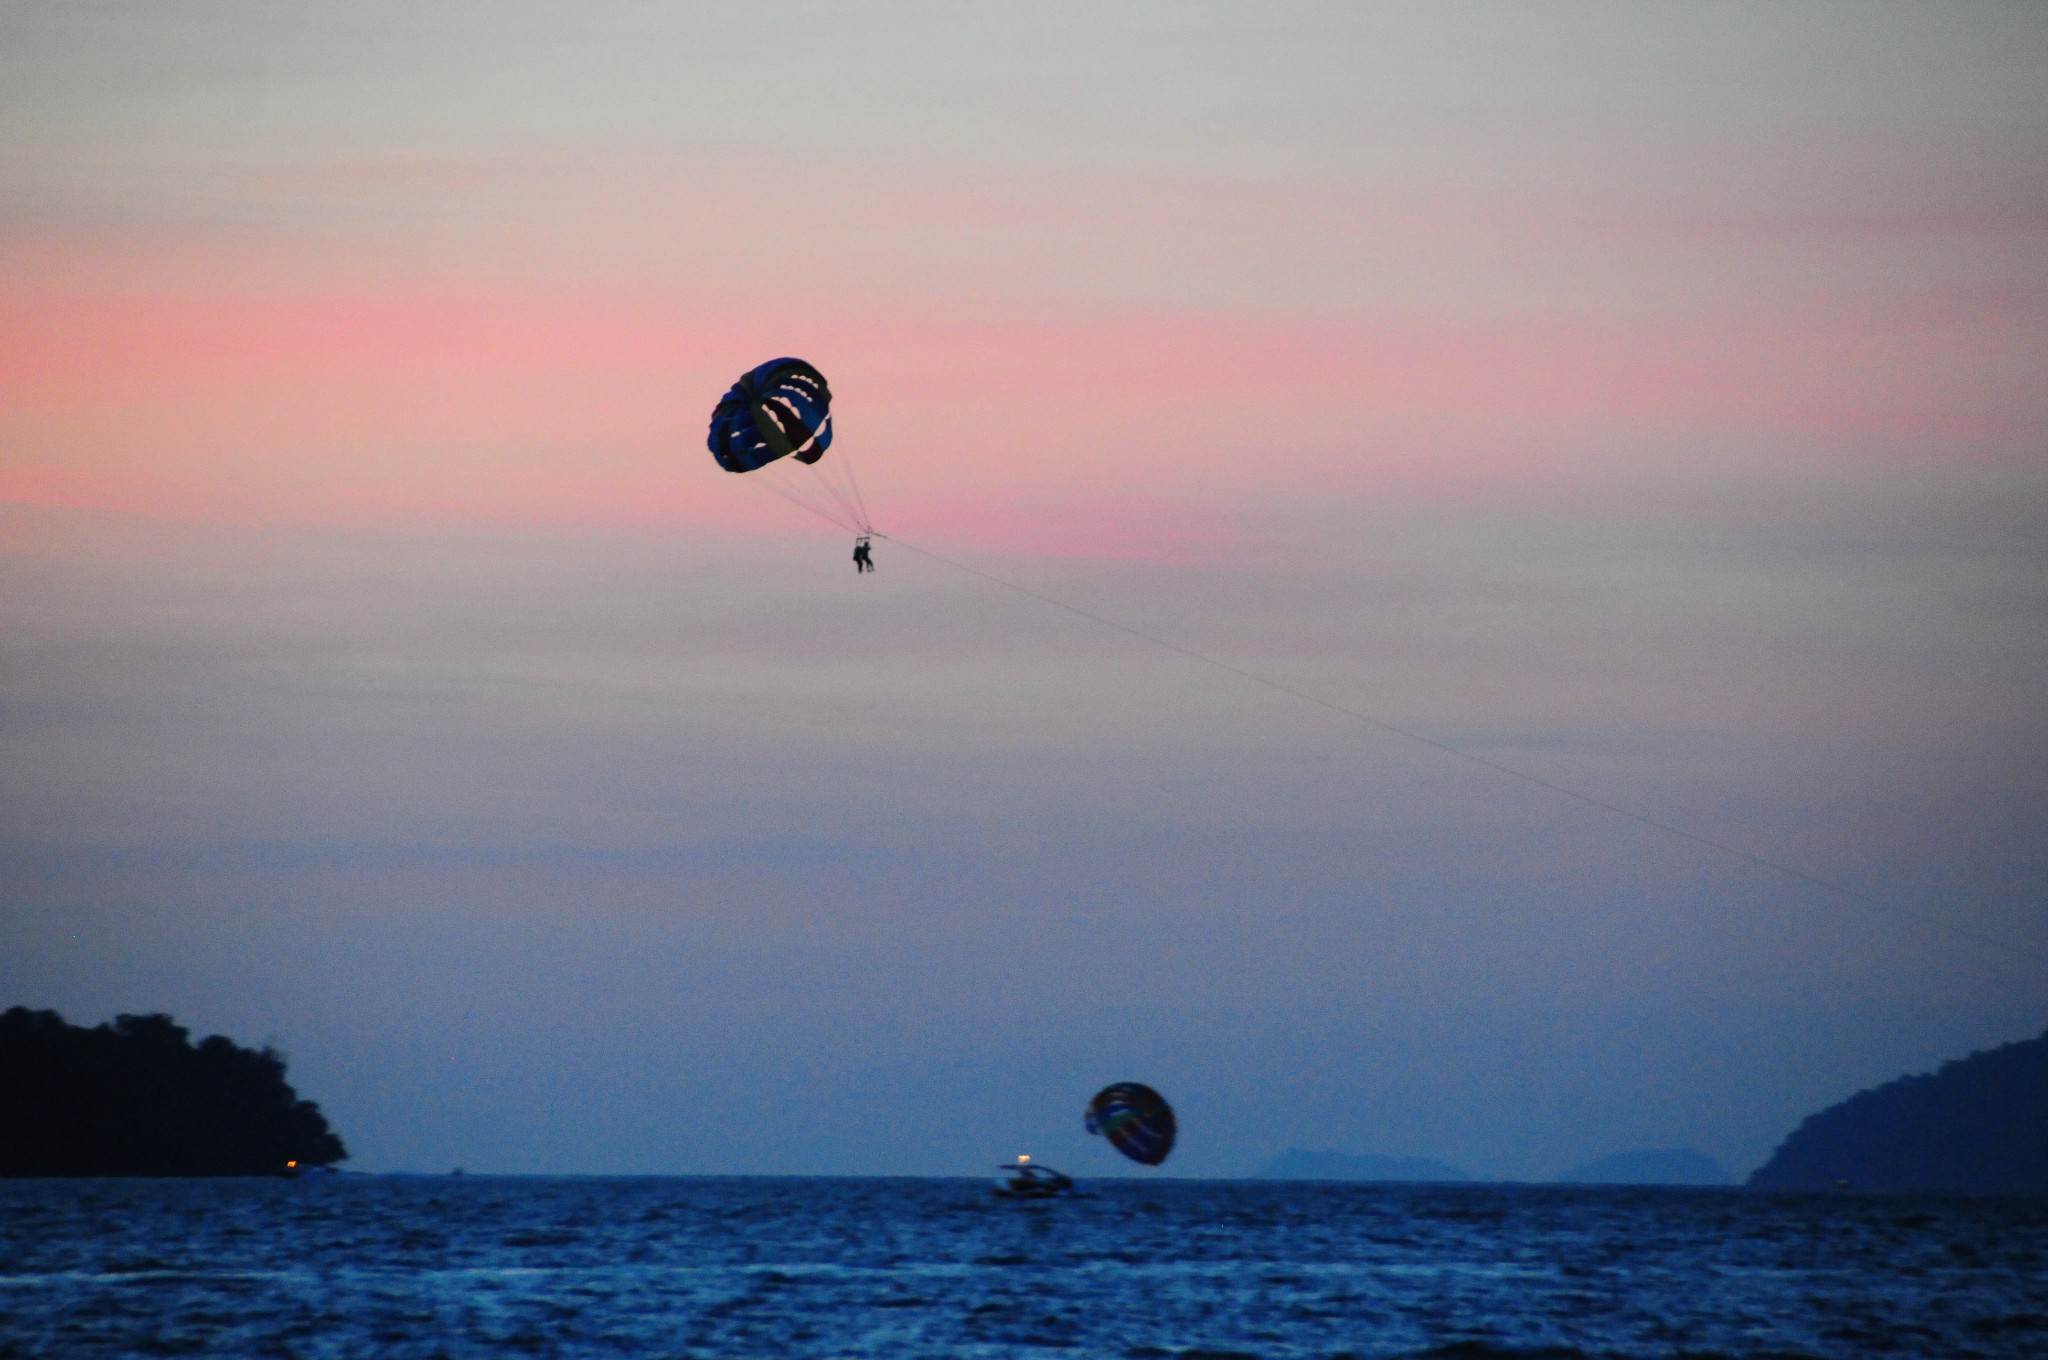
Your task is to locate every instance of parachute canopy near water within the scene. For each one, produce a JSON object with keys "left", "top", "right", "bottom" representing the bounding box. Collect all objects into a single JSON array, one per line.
[
  {"left": 1085, "top": 1082, "right": 1176, "bottom": 1166},
  {"left": 707, "top": 358, "right": 834, "bottom": 473}
]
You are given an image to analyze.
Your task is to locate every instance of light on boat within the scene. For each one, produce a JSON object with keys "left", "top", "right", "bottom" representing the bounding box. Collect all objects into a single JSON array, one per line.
[{"left": 1017, "top": 1155, "right": 1031, "bottom": 1164}]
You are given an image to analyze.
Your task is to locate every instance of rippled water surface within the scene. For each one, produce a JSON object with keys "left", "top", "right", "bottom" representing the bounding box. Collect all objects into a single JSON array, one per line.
[{"left": 2, "top": 1177, "right": 2044, "bottom": 1358}]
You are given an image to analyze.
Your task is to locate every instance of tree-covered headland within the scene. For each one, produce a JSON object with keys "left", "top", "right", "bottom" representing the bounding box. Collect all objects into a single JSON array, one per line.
[
  {"left": 0, "top": 1007, "right": 348, "bottom": 1177},
  {"left": 1749, "top": 1026, "right": 2047, "bottom": 1193}
]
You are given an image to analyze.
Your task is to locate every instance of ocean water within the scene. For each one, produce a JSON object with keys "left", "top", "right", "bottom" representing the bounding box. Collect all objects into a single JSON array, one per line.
[{"left": 2, "top": 1177, "right": 2044, "bottom": 1359}]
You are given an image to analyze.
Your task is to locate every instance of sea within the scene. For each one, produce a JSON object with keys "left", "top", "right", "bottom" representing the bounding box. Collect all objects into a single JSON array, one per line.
[{"left": 2, "top": 1176, "right": 2044, "bottom": 1359}]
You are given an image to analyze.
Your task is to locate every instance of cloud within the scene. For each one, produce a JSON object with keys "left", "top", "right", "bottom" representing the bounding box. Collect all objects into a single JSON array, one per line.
[{"left": 7, "top": 192, "right": 2043, "bottom": 540}]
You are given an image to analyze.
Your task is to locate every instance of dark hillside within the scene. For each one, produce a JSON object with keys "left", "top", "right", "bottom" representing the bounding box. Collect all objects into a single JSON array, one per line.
[
  {"left": 1748, "top": 1027, "right": 2048, "bottom": 1193},
  {"left": 0, "top": 1007, "right": 348, "bottom": 1177}
]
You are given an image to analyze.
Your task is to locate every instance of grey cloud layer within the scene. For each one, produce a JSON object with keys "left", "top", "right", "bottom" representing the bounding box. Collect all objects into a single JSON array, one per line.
[{"left": 3, "top": 480, "right": 2041, "bottom": 1176}]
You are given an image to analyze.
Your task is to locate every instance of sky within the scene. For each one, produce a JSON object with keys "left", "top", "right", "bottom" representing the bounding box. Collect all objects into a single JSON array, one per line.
[{"left": 2, "top": 1, "right": 2044, "bottom": 1179}]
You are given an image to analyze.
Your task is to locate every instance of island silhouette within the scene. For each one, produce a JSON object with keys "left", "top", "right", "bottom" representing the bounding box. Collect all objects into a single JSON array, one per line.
[
  {"left": 0, "top": 1007, "right": 347, "bottom": 1177},
  {"left": 1749, "top": 1025, "right": 2048, "bottom": 1193}
]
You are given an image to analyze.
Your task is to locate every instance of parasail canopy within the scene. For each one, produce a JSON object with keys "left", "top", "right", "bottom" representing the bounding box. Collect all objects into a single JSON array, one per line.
[
  {"left": 1085, "top": 1082, "right": 1176, "bottom": 1166},
  {"left": 707, "top": 357, "right": 834, "bottom": 473}
]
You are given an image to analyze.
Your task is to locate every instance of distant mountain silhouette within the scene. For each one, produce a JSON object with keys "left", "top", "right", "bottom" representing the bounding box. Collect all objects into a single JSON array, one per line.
[
  {"left": 1257, "top": 1148, "right": 1470, "bottom": 1182},
  {"left": 1749, "top": 1026, "right": 2048, "bottom": 1193},
  {"left": 1557, "top": 1148, "right": 1732, "bottom": 1185},
  {"left": 0, "top": 1008, "right": 348, "bottom": 1177}
]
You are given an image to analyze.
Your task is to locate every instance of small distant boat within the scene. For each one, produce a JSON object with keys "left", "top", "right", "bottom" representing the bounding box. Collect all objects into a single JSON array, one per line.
[{"left": 992, "top": 1155, "right": 1073, "bottom": 1199}]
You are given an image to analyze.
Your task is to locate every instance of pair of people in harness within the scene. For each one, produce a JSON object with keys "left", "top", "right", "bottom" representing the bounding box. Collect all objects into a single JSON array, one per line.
[{"left": 852, "top": 537, "right": 875, "bottom": 573}]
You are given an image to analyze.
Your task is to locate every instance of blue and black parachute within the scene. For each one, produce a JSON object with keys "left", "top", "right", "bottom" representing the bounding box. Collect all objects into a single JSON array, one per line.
[
  {"left": 708, "top": 357, "right": 873, "bottom": 539},
  {"left": 1086, "top": 1082, "right": 1176, "bottom": 1166},
  {"left": 707, "top": 357, "right": 834, "bottom": 473}
]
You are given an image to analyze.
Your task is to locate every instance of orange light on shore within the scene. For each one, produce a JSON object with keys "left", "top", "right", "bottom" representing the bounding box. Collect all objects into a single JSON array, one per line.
[{"left": 286, "top": 1160, "right": 298, "bottom": 1169}]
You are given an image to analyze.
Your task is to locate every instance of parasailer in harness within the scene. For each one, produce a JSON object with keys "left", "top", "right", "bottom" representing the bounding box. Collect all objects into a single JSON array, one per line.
[{"left": 853, "top": 537, "right": 874, "bottom": 573}]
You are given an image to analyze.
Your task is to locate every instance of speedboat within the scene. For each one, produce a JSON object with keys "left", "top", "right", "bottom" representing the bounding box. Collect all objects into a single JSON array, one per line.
[{"left": 992, "top": 1155, "right": 1073, "bottom": 1198}]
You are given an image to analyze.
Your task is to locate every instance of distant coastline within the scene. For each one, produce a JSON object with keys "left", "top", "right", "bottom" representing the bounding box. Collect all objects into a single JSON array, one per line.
[
  {"left": 0, "top": 1008, "right": 348, "bottom": 1177},
  {"left": 10, "top": 1002, "right": 2040, "bottom": 1190},
  {"left": 1256, "top": 1146, "right": 1735, "bottom": 1186}
]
